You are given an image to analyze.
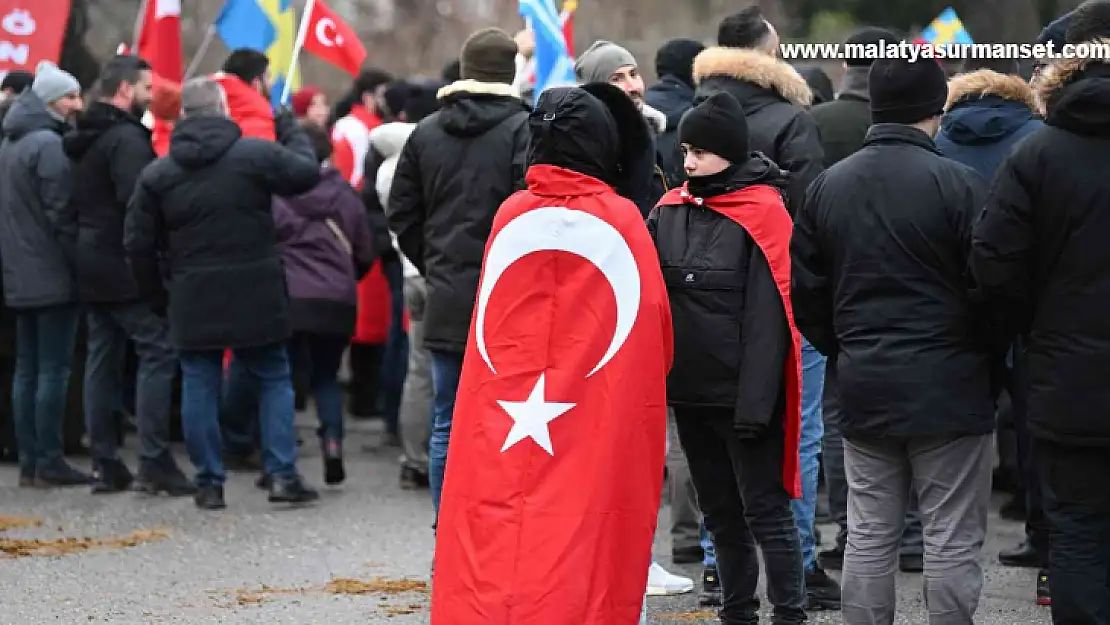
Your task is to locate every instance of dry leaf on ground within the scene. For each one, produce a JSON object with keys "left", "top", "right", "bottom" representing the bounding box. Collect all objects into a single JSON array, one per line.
[
  {"left": 0, "top": 516, "right": 43, "bottom": 532},
  {"left": 0, "top": 528, "right": 168, "bottom": 558}
]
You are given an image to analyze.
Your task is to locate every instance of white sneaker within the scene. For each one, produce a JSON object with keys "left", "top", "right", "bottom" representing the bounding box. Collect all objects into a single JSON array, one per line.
[{"left": 646, "top": 561, "right": 695, "bottom": 596}]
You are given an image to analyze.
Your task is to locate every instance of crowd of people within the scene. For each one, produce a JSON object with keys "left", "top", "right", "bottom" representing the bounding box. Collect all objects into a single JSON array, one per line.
[{"left": 0, "top": 0, "right": 1108, "bottom": 623}]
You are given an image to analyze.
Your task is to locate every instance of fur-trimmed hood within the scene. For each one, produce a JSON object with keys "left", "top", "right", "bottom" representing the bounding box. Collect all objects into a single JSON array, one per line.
[
  {"left": 945, "top": 70, "right": 1037, "bottom": 111},
  {"left": 939, "top": 69, "right": 1041, "bottom": 147},
  {"left": 1034, "top": 38, "right": 1110, "bottom": 135},
  {"left": 692, "top": 46, "right": 812, "bottom": 107},
  {"left": 434, "top": 79, "right": 530, "bottom": 138},
  {"left": 642, "top": 102, "right": 667, "bottom": 134}
]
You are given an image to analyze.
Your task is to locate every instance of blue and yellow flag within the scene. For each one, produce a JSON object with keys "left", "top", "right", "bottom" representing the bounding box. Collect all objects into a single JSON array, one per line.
[
  {"left": 921, "top": 7, "right": 974, "bottom": 46},
  {"left": 215, "top": 0, "right": 301, "bottom": 108}
]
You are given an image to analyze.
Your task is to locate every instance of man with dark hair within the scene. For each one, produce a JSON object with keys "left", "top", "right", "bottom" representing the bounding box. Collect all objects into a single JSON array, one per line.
[
  {"left": 717, "top": 5, "right": 779, "bottom": 55},
  {"left": 221, "top": 49, "right": 271, "bottom": 101},
  {"left": 1065, "top": 0, "right": 1110, "bottom": 44},
  {"left": 62, "top": 54, "right": 193, "bottom": 496},
  {"left": 646, "top": 38, "right": 705, "bottom": 190}
]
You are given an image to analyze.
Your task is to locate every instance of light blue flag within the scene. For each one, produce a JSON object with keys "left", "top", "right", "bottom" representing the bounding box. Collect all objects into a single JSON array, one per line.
[{"left": 519, "top": 0, "right": 576, "bottom": 104}]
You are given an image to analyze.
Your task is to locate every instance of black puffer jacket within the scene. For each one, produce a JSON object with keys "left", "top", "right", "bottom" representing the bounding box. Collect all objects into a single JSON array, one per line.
[
  {"left": 386, "top": 80, "right": 530, "bottom": 353},
  {"left": 648, "top": 155, "right": 791, "bottom": 431},
  {"left": 693, "top": 47, "right": 824, "bottom": 214},
  {"left": 124, "top": 113, "right": 320, "bottom": 350},
  {"left": 970, "top": 57, "right": 1110, "bottom": 447},
  {"left": 63, "top": 102, "right": 156, "bottom": 303},
  {"left": 792, "top": 124, "right": 994, "bottom": 440}
]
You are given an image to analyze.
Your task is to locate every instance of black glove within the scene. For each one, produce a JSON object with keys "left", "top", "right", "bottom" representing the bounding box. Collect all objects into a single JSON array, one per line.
[
  {"left": 733, "top": 422, "right": 767, "bottom": 439},
  {"left": 273, "top": 106, "right": 299, "bottom": 144}
]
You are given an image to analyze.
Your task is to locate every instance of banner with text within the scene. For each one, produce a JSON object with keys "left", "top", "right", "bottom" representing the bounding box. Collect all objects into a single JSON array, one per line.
[{"left": 0, "top": 1, "right": 71, "bottom": 79}]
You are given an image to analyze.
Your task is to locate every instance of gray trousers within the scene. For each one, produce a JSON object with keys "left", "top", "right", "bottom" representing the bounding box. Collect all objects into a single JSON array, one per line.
[
  {"left": 666, "top": 407, "right": 700, "bottom": 551},
  {"left": 398, "top": 275, "right": 432, "bottom": 473},
  {"left": 84, "top": 301, "right": 176, "bottom": 464},
  {"left": 824, "top": 362, "right": 922, "bottom": 553},
  {"left": 842, "top": 433, "right": 993, "bottom": 625}
]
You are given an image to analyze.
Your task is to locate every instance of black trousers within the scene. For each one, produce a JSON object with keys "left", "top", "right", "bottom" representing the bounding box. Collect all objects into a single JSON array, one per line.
[
  {"left": 1038, "top": 439, "right": 1110, "bottom": 625},
  {"left": 674, "top": 407, "right": 806, "bottom": 625},
  {"left": 1011, "top": 337, "right": 1049, "bottom": 555}
]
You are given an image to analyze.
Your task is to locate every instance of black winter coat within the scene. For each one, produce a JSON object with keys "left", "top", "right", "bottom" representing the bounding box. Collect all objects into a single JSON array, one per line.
[
  {"left": 645, "top": 75, "right": 695, "bottom": 192},
  {"left": 0, "top": 91, "right": 77, "bottom": 308},
  {"left": 692, "top": 47, "right": 824, "bottom": 214},
  {"left": 124, "top": 114, "right": 320, "bottom": 351},
  {"left": 970, "top": 60, "right": 1110, "bottom": 446},
  {"left": 387, "top": 80, "right": 529, "bottom": 353},
  {"left": 63, "top": 102, "right": 156, "bottom": 303},
  {"left": 809, "top": 67, "right": 872, "bottom": 169},
  {"left": 648, "top": 155, "right": 791, "bottom": 433},
  {"left": 792, "top": 124, "right": 995, "bottom": 439}
]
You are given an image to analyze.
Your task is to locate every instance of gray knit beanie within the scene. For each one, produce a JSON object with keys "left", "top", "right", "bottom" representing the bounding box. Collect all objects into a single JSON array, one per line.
[
  {"left": 574, "top": 40, "right": 637, "bottom": 84},
  {"left": 32, "top": 61, "right": 80, "bottom": 104}
]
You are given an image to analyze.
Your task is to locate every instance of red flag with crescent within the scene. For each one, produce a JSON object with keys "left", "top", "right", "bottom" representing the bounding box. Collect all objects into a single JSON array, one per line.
[
  {"left": 659, "top": 183, "right": 803, "bottom": 498},
  {"left": 302, "top": 0, "right": 366, "bottom": 78},
  {"left": 431, "top": 164, "right": 673, "bottom": 625}
]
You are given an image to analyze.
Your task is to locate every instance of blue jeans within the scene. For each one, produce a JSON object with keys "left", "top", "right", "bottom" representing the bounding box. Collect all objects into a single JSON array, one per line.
[
  {"left": 84, "top": 302, "right": 176, "bottom": 464},
  {"left": 289, "top": 332, "right": 347, "bottom": 442},
  {"left": 221, "top": 355, "right": 258, "bottom": 458},
  {"left": 12, "top": 304, "right": 79, "bottom": 476},
  {"left": 701, "top": 522, "right": 717, "bottom": 567},
  {"left": 180, "top": 342, "right": 297, "bottom": 487},
  {"left": 792, "top": 338, "right": 826, "bottom": 573},
  {"left": 429, "top": 349, "right": 463, "bottom": 520},
  {"left": 380, "top": 257, "right": 408, "bottom": 436}
]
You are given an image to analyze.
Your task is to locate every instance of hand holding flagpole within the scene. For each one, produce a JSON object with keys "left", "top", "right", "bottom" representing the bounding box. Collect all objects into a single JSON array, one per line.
[{"left": 280, "top": 0, "right": 318, "bottom": 106}]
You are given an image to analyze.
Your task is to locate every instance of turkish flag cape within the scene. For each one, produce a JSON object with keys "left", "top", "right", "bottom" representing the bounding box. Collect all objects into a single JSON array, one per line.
[
  {"left": 658, "top": 183, "right": 803, "bottom": 498},
  {"left": 431, "top": 165, "right": 673, "bottom": 625}
]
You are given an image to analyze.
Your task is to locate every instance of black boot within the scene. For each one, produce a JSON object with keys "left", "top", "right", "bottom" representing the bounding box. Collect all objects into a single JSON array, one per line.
[
  {"left": 806, "top": 567, "right": 842, "bottom": 610},
  {"left": 137, "top": 455, "right": 197, "bottom": 497},
  {"left": 322, "top": 439, "right": 346, "bottom": 486},
  {"left": 400, "top": 466, "right": 430, "bottom": 490},
  {"left": 698, "top": 565, "right": 722, "bottom": 607},
  {"left": 268, "top": 474, "right": 319, "bottom": 504},
  {"left": 35, "top": 460, "right": 93, "bottom": 487},
  {"left": 194, "top": 484, "right": 226, "bottom": 510},
  {"left": 817, "top": 545, "right": 844, "bottom": 571},
  {"left": 1036, "top": 568, "right": 1051, "bottom": 606},
  {"left": 91, "top": 458, "right": 134, "bottom": 494}
]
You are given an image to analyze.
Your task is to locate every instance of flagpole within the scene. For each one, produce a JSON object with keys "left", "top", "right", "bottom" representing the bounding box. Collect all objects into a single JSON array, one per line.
[
  {"left": 280, "top": 0, "right": 317, "bottom": 106},
  {"left": 185, "top": 25, "right": 217, "bottom": 80},
  {"left": 132, "top": 0, "right": 151, "bottom": 50}
]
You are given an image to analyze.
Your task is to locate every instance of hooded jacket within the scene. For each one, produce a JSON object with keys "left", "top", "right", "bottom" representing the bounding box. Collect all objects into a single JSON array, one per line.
[
  {"left": 970, "top": 44, "right": 1110, "bottom": 446},
  {"left": 386, "top": 79, "right": 530, "bottom": 353},
  {"left": 0, "top": 90, "right": 77, "bottom": 308},
  {"left": 124, "top": 114, "right": 320, "bottom": 350},
  {"left": 63, "top": 101, "right": 157, "bottom": 303},
  {"left": 209, "top": 72, "right": 275, "bottom": 140},
  {"left": 936, "top": 70, "right": 1043, "bottom": 183},
  {"left": 793, "top": 123, "right": 994, "bottom": 440},
  {"left": 693, "top": 47, "right": 825, "bottom": 214},
  {"left": 272, "top": 165, "right": 377, "bottom": 337}
]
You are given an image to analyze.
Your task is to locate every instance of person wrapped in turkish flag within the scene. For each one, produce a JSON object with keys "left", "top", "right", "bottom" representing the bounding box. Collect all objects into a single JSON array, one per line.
[{"left": 431, "top": 83, "right": 673, "bottom": 625}]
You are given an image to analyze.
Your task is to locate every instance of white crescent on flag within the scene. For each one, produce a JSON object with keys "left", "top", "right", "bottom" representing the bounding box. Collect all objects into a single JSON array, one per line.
[{"left": 154, "top": 0, "right": 181, "bottom": 19}]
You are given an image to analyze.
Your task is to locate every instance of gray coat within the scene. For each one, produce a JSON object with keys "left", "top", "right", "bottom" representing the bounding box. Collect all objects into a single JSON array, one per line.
[{"left": 0, "top": 91, "right": 76, "bottom": 308}]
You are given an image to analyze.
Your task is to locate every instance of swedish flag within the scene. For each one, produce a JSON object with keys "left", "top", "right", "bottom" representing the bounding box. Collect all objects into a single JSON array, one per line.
[
  {"left": 215, "top": 0, "right": 301, "bottom": 108},
  {"left": 921, "top": 7, "right": 974, "bottom": 46}
]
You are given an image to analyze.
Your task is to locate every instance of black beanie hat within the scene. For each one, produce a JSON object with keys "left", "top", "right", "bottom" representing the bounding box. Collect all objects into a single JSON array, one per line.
[
  {"left": 655, "top": 38, "right": 706, "bottom": 88},
  {"left": 869, "top": 57, "right": 947, "bottom": 124},
  {"left": 844, "top": 27, "right": 899, "bottom": 67},
  {"left": 460, "top": 28, "right": 518, "bottom": 85},
  {"left": 679, "top": 91, "right": 749, "bottom": 164}
]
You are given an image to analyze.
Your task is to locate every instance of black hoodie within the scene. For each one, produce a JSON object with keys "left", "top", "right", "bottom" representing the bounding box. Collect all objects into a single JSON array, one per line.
[
  {"left": 386, "top": 79, "right": 530, "bottom": 354},
  {"left": 63, "top": 101, "right": 155, "bottom": 303},
  {"left": 123, "top": 114, "right": 319, "bottom": 350},
  {"left": 970, "top": 56, "right": 1110, "bottom": 446}
]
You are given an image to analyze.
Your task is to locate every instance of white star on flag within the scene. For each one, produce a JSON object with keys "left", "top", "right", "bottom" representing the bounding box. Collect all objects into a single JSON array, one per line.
[{"left": 498, "top": 373, "right": 575, "bottom": 455}]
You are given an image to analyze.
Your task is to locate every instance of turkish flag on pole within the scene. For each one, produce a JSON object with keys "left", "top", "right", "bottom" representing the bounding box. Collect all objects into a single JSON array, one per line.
[
  {"left": 0, "top": 1, "right": 72, "bottom": 75},
  {"left": 431, "top": 164, "right": 673, "bottom": 625},
  {"left": 136, "top": 0, "right": 182, "bottom": 83},
  {"left": 302, "top": 0, "right": 366, "bottom": 77}
]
